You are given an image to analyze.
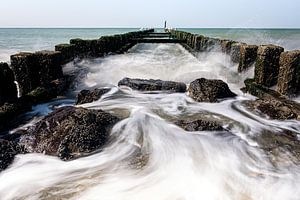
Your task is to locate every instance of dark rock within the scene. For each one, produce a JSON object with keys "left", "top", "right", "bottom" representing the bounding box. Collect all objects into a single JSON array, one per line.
[
  {"left": 0, "top": 62, "right": 17, "bottom": 105},
  {"left": 254, "top": 45, "right": 284, "bottom": 87},
  {"left": 0, "top": 139, "right": 22, "bottom": 171},
  {"left": 22, "top": 106, "right": 120, "bottom": 160},
  {"left": 26, "top": 87, "right": 53, "bottom": 104},
  {"left": 55, "top": 43, "right": 76, "bottom": 63},
  {"left": 245, "top": 97, "right": 299, "bottom": 120},
  {"left": 0, "top": 101, "right": 30, "bottom": 131},
  {"left": 254, "top": 130, "right": 300, "bottom": 163},
  {"left": 221, "top": 40, "right": 236, "bottom": 54},
  {"left": 188, "top": 78, "right": 236, "bottom": 102},
  {"left": 35, "top": 50, "right": 63, "bottom": 86},
  {"left": 76, "top": 88, "right": 111, "bottom": 105},
  {"left": 118, "top": 77, "right": 187, "bottom": 92},
  {"left": 175, "top": 119, "right": 224, "bottom": 131},
  {"left": 10, "top": 52, "right": 39, "bottom": 95},
  {"left": 277, "top": 50, "right": 300, "bottom": 95},
  {"left": 11, "top": 51, "right": 63, "bottom": 96},
  {"left": 70, "top": 38, "right": 92, "bottom": 57},
  {"left": 238, "top": 45, "right": 258, "bottom": 72}
]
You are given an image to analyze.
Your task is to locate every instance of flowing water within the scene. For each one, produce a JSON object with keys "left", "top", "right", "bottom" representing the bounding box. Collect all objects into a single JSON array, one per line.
[{"left": 1, "top": 30, "right": 300, "bottom": 200}]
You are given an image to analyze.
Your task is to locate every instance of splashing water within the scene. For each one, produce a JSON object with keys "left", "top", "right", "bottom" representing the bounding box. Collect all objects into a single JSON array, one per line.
[{"left": 1, "top": 43, "right": 300, "bottom": 200}]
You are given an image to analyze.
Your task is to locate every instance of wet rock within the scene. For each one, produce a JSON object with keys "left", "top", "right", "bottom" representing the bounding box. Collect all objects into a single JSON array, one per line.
[
  {"left": 0, "top": 62, "right": 17, "bottom": 105},
  {"left": 0, "top": 139, "right": 22, "bottom": 171},
  {"left": 70, "top": 38, "right": 92, "bottom": 57},
  {"left": 0, "top": 101, "right": 31, "bottom": 132},
  {"left": 230, "top": 43, "right": 244, "bottom": 63},
  {"left": 245, "top": 97, "right": 299, "bottom": 120},
  {"left": 188, "top": 78, "right": 236, "bottom": 102},
  {"left": 55, "top": 43, "right": 76, "bottom": 63},
  {"left": 11, "top": 51, "right": 63, "bottom": 95},
  {"left": 10, "top": 52, "right": 39, "bottom": 95},
  {"left": 277, "top": 50, "right": 300, "bottom": 95},
  {"left": 254, "top": 45, "right": 284, "bottom": 87},
  {"left": 238, "top": 45, "right": 258, "bottom": 72},
  {"left": 76, "top": 88, "right": 111, "bottom": 105},
  {"left": 175, "top": 119, "right": 224, "bottom": 131},
  {"left": 221, "top": 40, "right": 236, "bottom": 54},
  {"left": 118, "top": 77, "right": 187, "bottom": 92},
  {"left": 22, "top": 106, "right": 120, "bottom": 160},
  {"left": 254, "top": 130, "right": 300, "bottom": 164}
]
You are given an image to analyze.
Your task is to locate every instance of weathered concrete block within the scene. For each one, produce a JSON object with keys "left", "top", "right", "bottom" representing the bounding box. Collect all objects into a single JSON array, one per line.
[
  {"left": 221, "top": 40, "right": 236, "bottom": 54},
  {"left": 230, "top": 43, "right": 244, "bottom": 63},
  {"left": 0, "top": 63, "right": 17, "bottom": 105},
  {"left": 34, "top": 50, "right": 63, "bottom": 86},
  {"left": 238, "top": 45, "right": 258, "bottom": 72},
  {"left": 70, "top": 38, "right": 92, "bottom": 56},
  {"left": 277, "top": 50, "right": 300, "bottom": 95},
  {"left": 55, "top": 43, "right": 76, "bottom": 63},
  {"left": 10, "top": 52, "right": 39, "bottom": 95},
  {"left": 254, "top": 45, "right": 284, "bottom": 87}
]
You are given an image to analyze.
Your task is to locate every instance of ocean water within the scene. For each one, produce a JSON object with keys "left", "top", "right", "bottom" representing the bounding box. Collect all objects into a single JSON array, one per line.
[{"left": 1, "top": 29, "right": 300, "bottom": 200}]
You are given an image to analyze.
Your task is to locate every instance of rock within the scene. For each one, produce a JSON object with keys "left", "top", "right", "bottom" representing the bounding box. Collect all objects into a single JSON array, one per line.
[
  {"left": 10, "top": 52, "right": 39, "bottom": 95},
  {"left": 230, "top": 43, "right": 244, "bottom": 63},
  {"left": 0, "top": 99, "right": 32, "bottom": 132},
  {"left": 11, "top": 51, "right": 63, "bottom": 96},
  {"left": 221, "top": 40, "right": 236, "bottom": 54},
  {"left": 245, "top": 97, "right": 299, "bottom": 120},
  {"left": 188, "top": 78, "right": 236, "bottom": 102},
  {"left": 55, "top": 43, "right": 76, "bottom": 63},
  {"left": 0, "top": 62, "right": 17, "bottom": 105},
  {"left": 35, "top": 50, "right": 63, "bottom": 86},
  {"left": 118, "top": 77, "right": 187, "bottom": 92},
  {"left": 254, "top": 45, "right": 284, "bottom": 87},
  {"left": 22, "top": 106, "right": 120, "bottom": 160},
  {"left": 254, "top": 130, "right": 300, "bottom": 163},
  {"left": 76, "top": 88, "right": 111, "bottom": 105},
  {"left": 238, "top": 45, "right": 258, "bottom": 72},
  {"left": 175, "top": 119, "right": 224, "bottom": 131},
  {"left": 70, "top": 38, "right": 92, "bottom": 57},
  {"left": 277, "top": 50, "right": 300, "bottom": 95},
  {"left": 0, "top": 139, "right": 22, "bottom": 171}
]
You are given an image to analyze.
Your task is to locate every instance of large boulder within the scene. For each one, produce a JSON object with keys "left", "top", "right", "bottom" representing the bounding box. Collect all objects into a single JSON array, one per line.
[
  {"left": 21, "top": 106, "right": 120, "bottom": 160},
  {"left": 118, "top": 77, "right": 187, "bottom": 92},
  {"left": 0, "top": 62, "right": 17, "bottom": 106},
  {"left": 277, "top": 50, "right": 300, "bottom": 95},
  {"left": 76, "top": 88, "right": 111, "bottom": 105},
  {"left": 188, "top": 78, "right": 236, "bottom": 102},
  {"left": 0, "top": 139, "right": 23, "bottom": 171}
]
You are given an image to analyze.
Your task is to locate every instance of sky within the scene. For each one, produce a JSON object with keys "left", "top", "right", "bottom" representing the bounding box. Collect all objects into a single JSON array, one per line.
[{"left": 0, "top": 0, "right": 299, "bottom": 28}]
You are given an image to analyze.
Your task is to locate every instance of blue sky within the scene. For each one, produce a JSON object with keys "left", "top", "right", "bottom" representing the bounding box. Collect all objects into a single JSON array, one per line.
[{"left": 0, "top": 0, "right": 299, "bottom": 28}]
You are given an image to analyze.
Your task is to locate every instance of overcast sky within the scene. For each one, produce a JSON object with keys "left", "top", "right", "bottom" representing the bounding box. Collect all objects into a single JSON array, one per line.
[{"left": 0, "top": 0, "right": 299, "bottom": 28}]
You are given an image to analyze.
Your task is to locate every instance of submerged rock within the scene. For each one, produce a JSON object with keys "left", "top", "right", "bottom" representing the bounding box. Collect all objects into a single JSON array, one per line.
[
  {"left": 76, "top": 88, "right": 111, "bottom": 105},
  {"left": 118, "top": 77, "right": 186, "bottom": 92},
  {"left": 245, "top": 97, "right": 299, "bottom": 120},
  {"left": 22, "top": 106, "right": 120, "bottom": 160},
  {"left": 0, "top": 139, "right": 22, "bottom": 171},
  {"left": 188, "top": 78, "right": 236, "bottom": 102},
  {"left": 176, "top": 119, "right": 224, "bottom": 131}
]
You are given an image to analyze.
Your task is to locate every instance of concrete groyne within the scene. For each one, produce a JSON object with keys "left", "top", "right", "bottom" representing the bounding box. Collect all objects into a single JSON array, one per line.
[
  {"left": 168, "top": 29, "right": 300, "bottom": 97},
  {"left": 0, "top": 29, "right": 154, "bottom": 132}
]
